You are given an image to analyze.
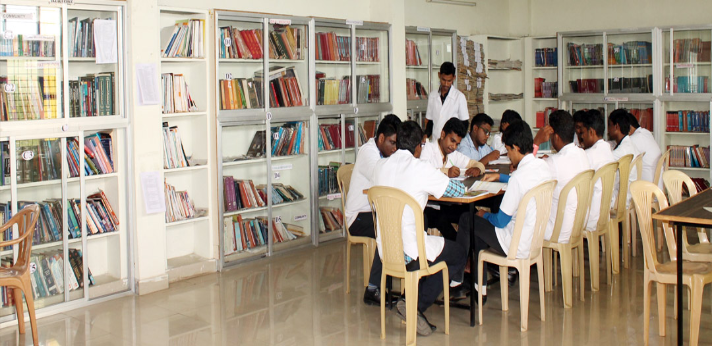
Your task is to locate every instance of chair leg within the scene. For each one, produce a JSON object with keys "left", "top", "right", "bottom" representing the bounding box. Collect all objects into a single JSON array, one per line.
[
  {"left": 578, "top": 246, "right": 585, "bottom": 302},
  {"left": 560, "top": 248, "right": 573, "bottom": 308},
  {"left": 363, "top": 243, "right": 371, "bottom": 289},
  {"left": 610, "top": 220, "right": 621, "bottom": 274},
  {"left": 537, "top": 259, "right": 546, "bottom": 322},
  {"left": 588, "top": 237, "right": 600, "bottom": 291},
  {"left": 13, "top": 287, "right": 24, "bottom": 333},
  {"left": 643, "top": 278, "right": 652, "bottom": 346},
  {"left": 689, "top": 279, "right": 704, "bottom": 346},
  {"left": 554, "top": 253, "right": 559, "bottom": 287},
  {"left": 478, "top": 259, "right": 485, "bottom": 325},
  {"left": 346, "top": 241, "right": 352, "bottom": 293},
  {"left": 657, "top": 283, "right": 667, "bottom": 337},
  {"left": 573, "top": 248, "right": 580, "bottom": 278},
  {"left": 442, "top": 267, "right": 450, "bottom": 335},
  {"left": 405, "top": 272, "right": 419, "bottom": 346},
  {"left": 544, "top": 248, "right": 553, "bottom": 292},
  {"left": 604, "top": 233, "right": 612, "bottom": 285},
  {"left": 500, "top": 266, "right": 509, "bottom": 312},
  {"left": 519, "top": 264, "right": 531, "bottom": 332},
  {"left": 630, "top": 209, "right": 638, "bottom": 258},
  {"left": 380, "top": 272, "right": 387, "bottom": 339},
  {"left": 674, "top": 286, "right": 678, "bottom": 320},
  {"left": 623, "top": 214, "right": 631, "bottom": 269},
  {"left": 22, "top": 281, "right": 38, "bottom": 346}
]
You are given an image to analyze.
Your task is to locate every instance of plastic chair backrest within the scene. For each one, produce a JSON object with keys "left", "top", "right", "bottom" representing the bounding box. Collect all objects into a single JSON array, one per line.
[
  {"left": 337, "top": 164, "right": 355, "bottom": 231},
  {"left": 590, "top": 161, "right": 618, "bottom": 232},
  {"left": 0, "top": 205, "right": 40, "bottom": 269},
  {"left": 549, "top": 170, "right": 594, "bottom": 244},
  {"left": 662, "top": 170, "right": 697, "bottom": 205},
  {"left": 367, "top": 186, "right": 430, "bottom": 274},
  {"left": 507, "top": 180, "right": 557, "bottom": 260},
  {"left": 653, "top": 149, "right": 670, "bottom": 186},
  {"left": 614, "top": 154, "right": 634, "bottom": 217},
  {"left": 632, "top": 152, "right": 645, "bottom": 181},
  {"left": 630, "top": 181, "right": 672, "bottom": 273}
]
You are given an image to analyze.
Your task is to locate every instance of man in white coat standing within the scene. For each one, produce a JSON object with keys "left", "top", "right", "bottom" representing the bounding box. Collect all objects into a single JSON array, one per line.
[{"left": 425, "top": 62, "right": 469, "bottom": 142}]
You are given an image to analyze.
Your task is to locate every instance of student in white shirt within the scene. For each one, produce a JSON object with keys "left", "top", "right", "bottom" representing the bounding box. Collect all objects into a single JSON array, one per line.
[
  {"left": 425, "top": 62, "right": 469, "bottom": 142},
  {"left": 573, "top": 110, "right": 588, "bottom": 148},
  {"left": 458, "top": 120, "right": 553, "bottom": 301},
  {"left": 457, "top": 113, "right": 501, "bottom": 165},
  {"left": 608, "top": 109, "right": 640, "bottom": 207},
  {"left": 491, "top": 110, "right": 522, "bottom": 155},
  {"left": 536, "top": 110, "right": 591, "bottom": 243},
  {"left": 372, "top": 121, "right": 469, "bottom": 336},
  {"left": 627, "top": 113, "right": 662, "bottom": 188},
  {"left": 578, "top": 109, "right": 616, "bottom": 231},
  {"left": 344, "top": 114, "right": 401, "bottom": 306}
]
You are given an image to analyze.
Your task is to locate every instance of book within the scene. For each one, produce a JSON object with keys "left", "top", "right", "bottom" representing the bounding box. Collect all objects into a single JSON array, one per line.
[
  {"left": 316, "top": 76, "right": 351, "bottom": 105},
  {"left": 161, "top": 19, "right": 205, "bottom": 58},
  {"left": 405, "top": 39, "right": 422, "bottom": 66},
  {"left": 467, "top": 181, "right": 507, "bottom": 195},
  {"left": 162, "top": 122, "right": 190, "bottom": 169},
  {"left": 665, "top": 110, "right": 710, "bottom": 133},
  {"left": 533, "top": 78, "right": 557, "bottom": 98},
  {"left": 315, "top": 32, "right": 351, "bottom": 61},
  {"left": 164, "top": 180, "right": 207, "bottom": 223},
  {"left": 534, "top": 47, "right": 557, "bottom": 67},
  {"left": 356, "top": 75, "right": 380, "bottom": 103},
  {"left": 318, "top": 162, "right": 341, "bottom": 196},
  {"left": 161, "top": 73, "right": 198, "bottom": 114},
  {"left": 667, "top": 145, "right": 710, "bottom": 168},
  {"left": 319, "top": 207, "right": 344, "bottom": 233},
  {"left": 0, "top": 34, "right": 55, "bottom": 58},
  {"left": 28, "top": 249, "right": 92, "bottom": 300},
  {"left": 406, "top": 78, "right": 428, "bottom": 100}
]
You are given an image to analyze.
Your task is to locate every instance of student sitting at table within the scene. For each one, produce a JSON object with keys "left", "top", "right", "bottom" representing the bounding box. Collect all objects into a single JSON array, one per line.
[
  {"left": 420, "top": 117, "right": 486, "bottom": 178},
  {"left": 535, "top": 110, "right": 590, "bottom": 243},
  {"left": 579, "top": 109, "right": 616, "bottom": 230},
  {"left": 372, "top": 120, "right": 470, "bottom": 337},
  {"left": 457, "top": 120, "right": 552, "bottom": 303},
  {"left": 627, "top": 112, "right": 662, "bottom": 189},
  {"left": 492, "top": 109, "right": 522, "bottom": 155},
  {"left": 457, "top": 113, "right": 502, "bottom": 166},
  {"left": 608, "top": 109, "right": 640, "bottom": 207},
  {"left": 344, "top": 114, "right": 401, "bottom": 306}
]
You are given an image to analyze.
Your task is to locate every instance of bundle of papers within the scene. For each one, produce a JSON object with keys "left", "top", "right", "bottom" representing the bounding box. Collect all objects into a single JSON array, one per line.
[{"left": 466, "top": 181, "right": 507, "bottom": 197}]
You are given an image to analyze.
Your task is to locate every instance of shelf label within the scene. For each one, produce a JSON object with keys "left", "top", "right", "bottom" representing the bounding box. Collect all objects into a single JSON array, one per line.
[
  {"left": 613, "top": 77, "right": 620, "bottom": 82},
  {"left": 273, "top": 163, "right": 292, "bottom": 171},
  {"left": 327, "top": 193, "right": 341, "bottom": 200},
  {"left": 275, "top": 216, "right": 282, "bottom": 223},
  {"left": 21, "top": 150, "right": 34, "bottom": 161},
  {"left": 435, "top": 49, "right": 440, "bottom": 56},
  {"left": 29, "top": 262, "right": 37, "bottom": 274},
  {"left": 273, "top": 172, "right": 281, "bottom": 180},
  {"left": 3, "top": 84, "right": 15, "bottom": 93},
  {"left": 348, "top": 125, "right": 354, "bottom": 131},
  {"left": 447, "top": 44, "right": 451, "bottom": 53},
  {"left": 25, "top": 35, "right": 55, "bottom": 41},
  {"left": 35, "top": 61, "right": 60, "bottom": 69},
  {"left": 294, "top": 214, "right": 307, "bottom": 221},
  {"left": 49, "top": 0, "right": 74, "bottom": 4},
  {"left": 353, "top": 107, "right": 359, "bottom": 114},
  {"left": 225, "top": 73, "right": 233, "bottom": 80},
  {"left": 2, "top": 31, "right": 13, "bottom": 40},
  {"left": 273, "top": 132, "right": 279, "bottom": 140},
  {"left": 266, "top": 112, "right": 272, "bottom": 120},
  {"left": 61, "top": 124, "right": 69, "bottom": 132},
  {"left": 677, "top": 63, "right": 694, "bottom": 69},
  {"left": 223, "top": 38, "right": 232, "bottom": 47},
  {"left": 604, "top": 96, "right": 629, "bottom": 102},
  {"left": 416, "top": 26, "right": 430, "bottom": 32},
  {"left": 2, "top": 13, "right": 34, "bottom": 20},
  {"left": 269, "top": 18, "right": 291, "bottom": 25},
  {"left": 345, "top": 19, "right": 363, "bottom": 26}
]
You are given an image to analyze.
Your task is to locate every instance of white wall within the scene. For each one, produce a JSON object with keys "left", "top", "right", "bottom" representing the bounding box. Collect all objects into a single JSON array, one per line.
[{"left": 404, "top": 0, "right": 510, "bottom": 36}]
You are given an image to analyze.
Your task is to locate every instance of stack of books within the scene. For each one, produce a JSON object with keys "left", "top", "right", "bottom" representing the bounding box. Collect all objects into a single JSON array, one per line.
[
  {"left": 164, "top": 180, "right": 205, "bottom": 223},
  {"left": 488, "top": 59, "right": 522, "bottom": 70},
  {"left": 254, "top": 66, "right": 303, "bottom": 108},
  {"left": 318, "top": 162, "right": 341, "bottom": 196},
  {"left": 356, "top": 75, "right": 380, "bottom": 103},
  {"left": 218, "top": 78, "right": 262, "bottom": 110},
  {"left": 567, "top": 43, "right": 604, "bottom": 66},
  {"left": 66, "top": 133, "right": 114, "bottom": 177},
  {"left": 0, "top": 34, "right": 55, "bottom": 57},
  {"left": 666, "top": 110, "right": 710, "bottom": 132},
  {"left": 269, "top": 25, "right": 305, "bottom": 60},
  {"left": 222, "top": 178, "right": 266, "bottom": 212},
  {"left": 405, "top": 39, "right": 422, "bottom": 66},
  {"left": 68, "top": 17, "right": 96, "bottom": 57},
  {"left": 535, "top": 48, "right": 557, "bottom": 67},
  {"left": 315, "top": 76, "right": 350, "bottom": 105},
  {"left": 161, "top": 73, "right": 198, "bottom": 114},
  {"left": 607, "top": 41, "right": 652, "bottom": 65},
  {"left": 256, "top": 183, "right": 304, "bottom": 206},
  {"left": 319, "top": 207, "right": 343, "bottom": 233},
  {"left": 29, "top": 249, "right": 94, "bottom": 301},
  {"left": 406, "top": 78, "right": 428, "bottom": 100},
  {"left": 668, "top": 145, "right": 710, "bottom": 168},
  {"left": 72, "top": 190, "right": 120, "bottom": 236},
  {"left": 161, "top": 19, "right": 205, "bottom": 58},
  {"left": 356, "top": 37, "right": 380, "bottom": 62},
  {"left": 315, "top": 32, "right": 351, "bottom": 61},
  {"left": 534, "top": 78, "right": 557, "bottom": 98},
  {"left": 666, "top": 76, "right": 709, "bottom": 93},
  {"left": 162, "top": 123, "right": 189, "bottom": 169},
  {"left": 69, "top": 72, "right": 115, "bottom": 117},
  {"left": 488, "top": 93, "right": 523, "bottom": 101},
  {"left": 224, "top": 215, "right": 304, "bottom": 254},
  {"left": 672, "top": 38, "right": 711, "bottom": 63}
]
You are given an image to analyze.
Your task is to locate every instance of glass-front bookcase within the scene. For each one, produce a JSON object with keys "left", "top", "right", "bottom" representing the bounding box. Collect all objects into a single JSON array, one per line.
[{"left": 662, "top": 28, "right": 712, "bottom": 95}]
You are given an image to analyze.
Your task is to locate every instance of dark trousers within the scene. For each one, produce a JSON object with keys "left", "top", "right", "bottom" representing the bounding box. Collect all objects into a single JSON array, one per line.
[
  {"left": 457, "top": 213, "right": 506, "bottom": 292},
  {"left": 406, "top": 226, "right": 469, "bottom": 312},
  {"left": 348, "top": 212, "right": 381, "bottom": 287},
  {"left": 423, "top": 195, "right": 504, "bottom": 241}
]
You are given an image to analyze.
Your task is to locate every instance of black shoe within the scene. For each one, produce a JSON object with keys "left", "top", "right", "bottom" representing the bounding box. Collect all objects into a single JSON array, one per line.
[
  {"left": 395, "top": 299, "right": 436, "bottom": 334},
  {"left": 363, "top": 287, "right": 398, "bottom": 306},
  {"left": 449, "top": 283, "right": 470, "bottom": 301},
  {"left": 488, "top": 267, "right": 518, "bottom": 287},
  {"left": 507, "top": 269, "right": 518, "bottom": 287}
]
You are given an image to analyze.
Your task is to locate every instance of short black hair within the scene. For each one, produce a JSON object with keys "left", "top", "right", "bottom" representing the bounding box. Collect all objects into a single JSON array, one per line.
[
  {"left": 442, "top": 117, "right": 467, "bottom": 139},
  {"left": 471, "top": 113, "right": 494, "bottom": 131},
  {"left": 583, "top": 109, "right": 606, "bottom": 137},
  {"left": 440, "top": 62, "right": 456, "bottom": 76},
  {"left": 548, "top": 110, "right": 575, "bottom": 144},
  {"left": 376, "top": 114, "right": 401, "bottom": 138},
  {"left": 609, "top": 109, "right": 631, "bottom": 135},
  {"left": 502, "top": 120, "right": 533, "bottom": 154},
  {"left": 572, "top": 110, "right": 587, "bottom": 124},
  {"left": 627, "top": 112, "right": 640, "bottom": 129},
  {"left": 397, "top": 121, "right": 424, "bottom": 154},
  {"left": 501, "top": 110, "right": 522, "bottom": 126}
]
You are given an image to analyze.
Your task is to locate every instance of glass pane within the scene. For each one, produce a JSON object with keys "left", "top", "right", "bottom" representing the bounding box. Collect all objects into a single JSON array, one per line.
[
  {"left": 267, "top": 22, "right": 308, "bottom": 108},
  {"left": 563, "top": 35, "right": 603, "bottom": 94},
  {"left": 431, "top": 33, "right": 452, "bottom": 91},
  {"left": 317, "top": 116, "right": 344, "bottom": 240},
  {"left": 217, "top": 18, "right": 265, "bottom": 110},
  {"left": 487, "top": 38, "right": 524, "bottom": 117},
  {"left": 355, "top": 28, "right": 389, "bottom": 104},
  {"left": 222, "top": 123, "right": 269, "bottom": 263},
  {"left": 315, "top": 24, "right": 351, "bottom": 106},
  {"left": 270, "top": 120, "right": 311, "bottom": 251},
  {"left": 355, "top": 115, "right": 379, "bottom": 149},
  {"left": 406, "top": 32, "right": 428, "bottom": 101},
  {"left": 619, "top": 103, "right": 654, "bottom": 133},
  {"left": 344, "top": 118, "right": 357, "bottom": 164},
  {"left": 607, "top": 33, "right": 653, "bottom": 94},
  {"left": 0, "top": 141, "right": 12, "bottom": 317},
  {"left": 533, "top": 37, "right": 558, "bottom": 101},
  {"left": 663, "top": 101, "right": 710, "bottom": 176},
  {"left": 665, "top": 29, "right": 712, "bottom": 94}
]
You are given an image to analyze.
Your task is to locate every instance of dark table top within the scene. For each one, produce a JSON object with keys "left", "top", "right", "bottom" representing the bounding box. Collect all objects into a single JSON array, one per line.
[{"left": 653, "top": 188, "right": 712, "bottom": 227}]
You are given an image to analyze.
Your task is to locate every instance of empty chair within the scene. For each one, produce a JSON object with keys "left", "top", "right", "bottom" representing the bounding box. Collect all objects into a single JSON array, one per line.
[{"left": 662, "top": 170, "right": 712, "bottom": 261}]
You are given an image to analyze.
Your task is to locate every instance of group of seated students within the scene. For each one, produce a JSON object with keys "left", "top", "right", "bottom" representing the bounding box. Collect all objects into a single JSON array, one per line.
[{"left": 344, "top": 108, "right": 661, "bottom": 338}]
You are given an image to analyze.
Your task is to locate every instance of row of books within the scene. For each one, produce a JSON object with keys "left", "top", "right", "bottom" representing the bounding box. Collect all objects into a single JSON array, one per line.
[
  {"left": 405, "top": 39, "right": 422, "bottom": 66},
  {"left": 672, "top": 38, "right": 711, "bottom": 63},
  {"left": 1, "top": 70, "right": 59, "bottom": 121},
  {"left": 224, "top": 215, "right": 304, "bottom": 255},
  {"left": 534, "top": 79, "right": 557, "bottom": 98},
  {"left": 319, "top": 207, "right": 343, "bottom": 233},
  {"left": 567, "top": 42, "right": 604, "bottom": 66},
  {"left": 161, "top": 73, "right": 198, "bottom": 114},
  {"left": 68, "top": 17, "right": 96, "bottom": 58},
  {"left": 318, "top": 124, "right": 355, "bottom": 151},
  {"left": 223, "top": 178, "right": 265, "bottom": 212},
  {"left": 318, "top": 163, "right": 341, "bottom": 197},
  {"left": 219, "top": 78, "right": 262, "bottom": 110},
  {"left": 260, "top": 66, "right": 304, "bottom": 108},
  {"left": 534, "top": 48, "right": 557, "bottom": 67},
  {"left": 665, "top": 110, "right": 710, "bottom": 133},
  {"left": 162, "top": 123, "right": 189, "bottom": 169},
  {"left": 359, "top": 120, "right": 377, "bottom": 146},
  {"left": 668, "top": 145, "right": 710, "bottom": 168},
  {"left": 609, "top": 76, "right": 653, "bottom": 93},
  {"left": 162, "top": 19, "right": 205, "bottom": 58},
  {"left": 69, "top": 72, "right": 115, "bottom": 117},
  {"left": 271, "top": 122, "right": 307, "bottom": 156},
  {"left": 67, "top": 134, "right": 114, "bottom": 178},
  {"left": 406, "top": 78, "right": 428, "bottom": 100},
  {"left": 357, "top": 75, "right": 381, "bottom": 104},
  {"left": 164, "top": 180, "right": 205, "bottom": 223},
  {"left": 316, "top": 75, "right": 350, "bottom": 105},
  {"left": 259, "top": 183, "right": 305, "bottom": 206},
  {"left": 356, "top": 37, "right": 380, "bottom": 62},
  {"left": 28, "top": 249, "right": 94, "bottom": 301},
  {"left": 16, "top": 139, "right": 61, "bottom": 184},
  {"left": 218, "top": 25, "right": 305, "bottom": 60},
  {"left": 608, "top": 41, "right": 652, "bottom": 65},
  {"left": 315, "top": 32, "right": 350, "bottom": 61},
  {"left": 535, "top": 107, "right": 557, "bottom": 128},
  {"left": 568, "top": 79, "right": 604, "bottom": 93},
  {"left": 666, "top": 76, "right": 710, "bottom": 93},
  {"left": 629, "top": 108, "right": 654, "bottom": 132},
  {"left": 0, "top": 35, "right": 55, "bottom": 57}
]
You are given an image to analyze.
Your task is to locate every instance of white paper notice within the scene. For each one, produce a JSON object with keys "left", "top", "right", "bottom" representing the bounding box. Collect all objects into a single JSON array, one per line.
[
  {"left": 140, "top": 171, "right": 165, "bottom": 214},
  {"left": 135, "top": 63, "right": 160, "bottom": 105},
  {"left": 93, "top": 19, "right": 117, "bottom": 64}
]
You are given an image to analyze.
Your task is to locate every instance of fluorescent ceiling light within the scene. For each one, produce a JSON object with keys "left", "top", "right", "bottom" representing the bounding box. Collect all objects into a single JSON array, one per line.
[{"left": 427, "top": 0, "right": 477, "bottom": 6}]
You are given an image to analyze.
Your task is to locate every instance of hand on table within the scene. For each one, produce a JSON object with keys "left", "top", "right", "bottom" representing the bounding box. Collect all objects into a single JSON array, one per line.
[
  {"left": 481, "top": 173, "right": 500, "bottom": 182},
  {"left": 481, "top": 151, "right": 501, "bottom": 165},
  {"left": 465, "top": 167, "right": 481, "bottom": 177},
  {"left": 447, "top": 166, "right": 461, "bottom": 178}
]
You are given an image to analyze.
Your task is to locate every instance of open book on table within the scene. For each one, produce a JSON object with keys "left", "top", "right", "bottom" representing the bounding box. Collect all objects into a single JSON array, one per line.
[{"left": 465, "top": 181, "right": 507, "bottom": 198}]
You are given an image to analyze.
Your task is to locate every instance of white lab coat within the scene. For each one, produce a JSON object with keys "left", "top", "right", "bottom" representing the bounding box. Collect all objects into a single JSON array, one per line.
[{"left": 426, "top": 87, "right": 469, "bottom": 142}]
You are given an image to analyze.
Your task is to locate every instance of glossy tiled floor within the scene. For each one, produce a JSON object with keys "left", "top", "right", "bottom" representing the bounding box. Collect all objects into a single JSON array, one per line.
[{"left": 1, "top": 240, "right": 711, "bottom": 345}]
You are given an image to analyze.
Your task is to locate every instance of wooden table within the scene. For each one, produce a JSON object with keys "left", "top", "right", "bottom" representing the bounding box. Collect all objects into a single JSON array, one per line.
[{"left": 652, "top": 188, "right": 712, "bottom": 346}]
